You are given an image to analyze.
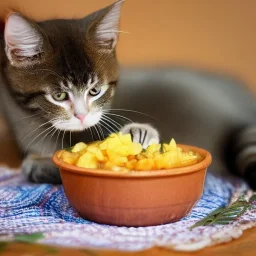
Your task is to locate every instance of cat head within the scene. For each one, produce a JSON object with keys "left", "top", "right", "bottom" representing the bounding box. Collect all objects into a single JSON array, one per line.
[{"left": 3, "top": 0, "right": 124, "bottom": 131}]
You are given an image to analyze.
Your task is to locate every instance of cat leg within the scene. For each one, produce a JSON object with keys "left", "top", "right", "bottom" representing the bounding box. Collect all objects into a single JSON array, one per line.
[
  {"left": 120, "top": 123, "right": 160, "bottom": 148},
  {"left": 21, "top": 154, "right": 61, "bottom": 184}
]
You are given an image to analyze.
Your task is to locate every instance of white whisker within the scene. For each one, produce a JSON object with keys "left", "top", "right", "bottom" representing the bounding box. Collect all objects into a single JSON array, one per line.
[
  {"left": 104, "top": 113, "right": 133, "bottom": 123},
  {"left": 43, "top": 127, "right": 58, "bottom": 156},
  {"left": 101, "top": 115, "right": 122, "bottom": 130},
  {"left": 24, "top": 123, "right": 59, "bottom": 155},
  {"left": 97, "top": 124, "right": 105, "bottom": 140},
  {"left": 98, "top": 122, "right": 114, "bottom": 135},
  {"left": 93, "top": 126, "right": 101, "bottom": 141},
  {"left": 40, "top": 127, "right": 56, "bottom": 156},
  {"left": 22, "top": 118, "right": 57, "bottom": 143},
  {"left": 99, "top": 119, "right": 117, "bottom": 134},
  {"left": 104, "top": 108, "right": 154, "bottom": 119},
  {"left": 89, "top": 127, "right": 94, "bottom": 141},
  {"left": 12, "top": 113, "right": 40, "bottom": 124}
]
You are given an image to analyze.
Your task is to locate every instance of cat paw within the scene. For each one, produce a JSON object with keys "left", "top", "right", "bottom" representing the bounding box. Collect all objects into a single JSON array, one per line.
[
  {"left": 120, "top": 123, "right": 160, "bottom": 148},
  {"left": 22, "top": 154, "right": 61, "bottom": 184}
]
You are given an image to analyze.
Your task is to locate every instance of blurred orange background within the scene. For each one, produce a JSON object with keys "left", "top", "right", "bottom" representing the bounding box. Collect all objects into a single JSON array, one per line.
[{"left": 1, "top": 0, "right": 256, "bottom": 93}]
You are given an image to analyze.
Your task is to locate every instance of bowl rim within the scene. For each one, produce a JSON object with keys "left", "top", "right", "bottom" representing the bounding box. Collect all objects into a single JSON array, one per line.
[{"left": 52, "top": 144, "right": 212, "bottom": 178}]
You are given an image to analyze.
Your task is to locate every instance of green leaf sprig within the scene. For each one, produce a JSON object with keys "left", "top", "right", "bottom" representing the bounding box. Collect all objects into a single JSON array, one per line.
[{"left": 190, "top": 194, "right": 255, "bottom": 230}]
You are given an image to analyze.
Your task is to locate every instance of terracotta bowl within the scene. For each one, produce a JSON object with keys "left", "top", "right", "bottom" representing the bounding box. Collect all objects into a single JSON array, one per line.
[{"left": 52, "top": 145, "right": 212, "bottom": 227}]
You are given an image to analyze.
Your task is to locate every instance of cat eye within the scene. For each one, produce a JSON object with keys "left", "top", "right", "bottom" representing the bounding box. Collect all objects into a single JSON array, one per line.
[
  {"left": 52, "top": 92, "right": 68, "bottom": 101},
  {"left": 89, "top": 88, "right": 101, "bottom": 96}
]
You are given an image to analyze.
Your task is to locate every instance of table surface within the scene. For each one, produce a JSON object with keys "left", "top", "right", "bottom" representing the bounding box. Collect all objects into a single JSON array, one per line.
[{"left": 0, "top": 115, "right": 255, "bottom": 256}]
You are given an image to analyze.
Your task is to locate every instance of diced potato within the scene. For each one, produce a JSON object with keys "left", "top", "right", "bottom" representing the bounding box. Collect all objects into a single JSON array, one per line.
[
  {"left": 145, "top": 143, "right": 161, "bottom": 157},
  {"left": 125, "top": 159, "right": 137, "bottom": 170},
  {"left": 107, "top": 149, "right": 128, "bottom": 166},
  {"left": 76, "top": 152, "right": 98, "bottom": 169},
  {"left": 86, "top": 145, "right": 105, "bottom": 161},
  {"left": 104, "top": 161, "right": 116, "bottom": 170},
  {"left": 127, "top": 155, "right": 136, "bottom": 161},
  {"left": 135, "top": 158, "right": 155, "bottom": 171},
  {"left": 71, "top": 142, "right": 87, "bottom": 153},
  {"left": 119, "top": 133, "right": 132, "bottom": 144},
  {"left": 57, "top": 150, "right": 65, "bottom": 158},
  {"left": 136, "top": 153, "right": 146, "bottom": 160},
  {"left": 169, "top": 139, "right": 177, "bottom": 150},
  {"left": 131, "top": 143, "right": 143, "bottom": 155},
  {"left": 62, "top": 151, "right": 80, "bottom": 165},
  {"left": 154, "top": 154, "right": 167, "bottom": 169},
  {"left": 58, "top": 132, "right": 202, "bottom": 171}
]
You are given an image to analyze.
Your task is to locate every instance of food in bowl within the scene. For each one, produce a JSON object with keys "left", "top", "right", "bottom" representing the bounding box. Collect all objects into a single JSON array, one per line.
[
  {"left": 57, "top": 133, "right": 202, "bottom": 171},
  {"left": 52, "top": 142, "right": 212, "bottom": 227},
  {"left": 53, "top": 132, "right": 211, "bottom": 226}
]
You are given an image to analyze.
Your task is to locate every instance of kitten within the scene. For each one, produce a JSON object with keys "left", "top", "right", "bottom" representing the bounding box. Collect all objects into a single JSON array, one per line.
[
  {"left": 0, "top": 1, "right": 255, "bottom": 188},
  {"left": 0, "top": 0, "right": 159, "bottom": 184}
]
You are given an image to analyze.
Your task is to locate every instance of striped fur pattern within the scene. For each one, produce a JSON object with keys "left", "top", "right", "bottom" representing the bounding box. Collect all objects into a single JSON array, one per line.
[
  {"left": 0, "top": 1, "right": 255, "bottom": 187},
  {"left": 0, "top": 1, "right": 160, "bottom": 184}
]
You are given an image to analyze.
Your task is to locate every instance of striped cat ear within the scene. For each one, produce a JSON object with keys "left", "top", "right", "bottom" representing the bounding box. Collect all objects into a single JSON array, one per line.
[
  {"left": 4, "top": 13, "right": 46, "bottom": 66},
  {"left": 90, "top": 0, "right": 124, "bottom": 51}
]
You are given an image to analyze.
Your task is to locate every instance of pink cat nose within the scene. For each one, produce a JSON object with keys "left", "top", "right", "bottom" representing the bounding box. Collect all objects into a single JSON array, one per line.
[{"left": 75, "top": 114, "right": 86, "bottom": 123}]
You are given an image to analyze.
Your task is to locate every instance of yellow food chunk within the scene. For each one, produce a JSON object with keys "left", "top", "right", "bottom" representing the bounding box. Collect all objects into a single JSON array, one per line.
[
  {"left": 135, "top": 158, "right": 155, "bottom": 171},
  {"left": 154, "top": 154, "right": 167, "bottom": 169},
  {"left": 169, "top": 139, "right": 177, "bottom": 150},
  {"left": 86, "top": 145, "right": 105, "bottom": 161},
  {"left": 71, "top": 142, "right": 87, "bottom": 153},
  {"left": 136, "top": 153, "right": 146, "bottom": 160},
  {"left": 103, "top": 161, "right": 115, "bottom": 170},
  {"left": 107, "top": 149, "right": 128, "bottom": 166},
  {"left": 76, "top": 152, "right": 98, "bottom": 169},
  {"left": 57, "top": 150, "right": 64, "bottom": 158},
  {"left": 99, "top": 133, "right": 142, "bottom": 157},
  {"left": 127, "top": 155, "right": 136, "bottom": 161},
  {"left": 119, "top": 133, "right": 132, "bottom": 144},
  {"left": 125, "top": 159, "right": 137, "bottom": 170},
  {"left": 145, "top": 143, "right": 161, "bottom": 157},
  {"left": 62, "top": 151, "right": 80, "bottom": 165},
  {"left": 134, "top": 143, "right": 143, "bottom": 154},
  {"left": 58, "top": 133, "right": 202, "bottom": 171}
]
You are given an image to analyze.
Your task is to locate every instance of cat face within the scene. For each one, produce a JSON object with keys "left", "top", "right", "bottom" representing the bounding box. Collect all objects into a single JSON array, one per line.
[{"left": 3, "top": 1, "right": 123, "bottom": 132}]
